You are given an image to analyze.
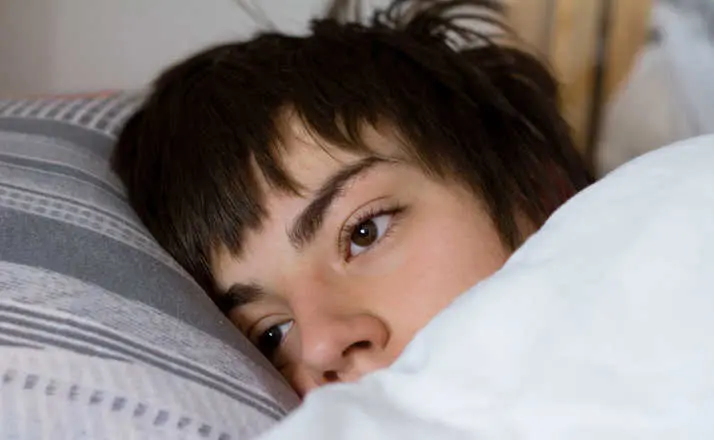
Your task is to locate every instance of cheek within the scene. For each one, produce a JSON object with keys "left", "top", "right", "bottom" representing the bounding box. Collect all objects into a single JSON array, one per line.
[
  {"left": 420, "top": 216, "right": 508, "bottom": 287},
  {"left": 371, "top": 212, "right": 509, "bottom": 342}
]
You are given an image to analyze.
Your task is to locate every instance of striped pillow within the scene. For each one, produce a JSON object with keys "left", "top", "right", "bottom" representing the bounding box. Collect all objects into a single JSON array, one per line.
[
  {"left": 0, "top": 92, "right": 141, "bottom": 137},
  {"left": 0, "top": 93, "right": 298, "bottom": 439}
]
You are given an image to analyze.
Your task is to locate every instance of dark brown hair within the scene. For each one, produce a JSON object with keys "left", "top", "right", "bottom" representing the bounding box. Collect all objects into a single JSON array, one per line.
[{"left": 112, "top": 0, "right": 592, "bottom": 296}]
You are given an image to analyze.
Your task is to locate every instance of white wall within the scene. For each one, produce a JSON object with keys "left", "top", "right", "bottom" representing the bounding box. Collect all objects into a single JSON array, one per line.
[{"left": 0, "top": 0, "right": 388, "bottom": 95}]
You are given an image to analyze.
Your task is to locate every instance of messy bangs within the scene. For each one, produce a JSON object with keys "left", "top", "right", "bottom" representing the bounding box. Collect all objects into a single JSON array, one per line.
[{"left": 112, "top": 0, "right": 591, "bottom": 295}]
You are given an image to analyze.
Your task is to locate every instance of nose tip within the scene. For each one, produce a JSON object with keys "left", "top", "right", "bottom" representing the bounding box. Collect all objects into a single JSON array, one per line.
[
  {"left": 321, "top": 340, "right": 375, "bottom": 381},
  {"left": 298, "top": 313, "right": 389, "bottom": 386}
]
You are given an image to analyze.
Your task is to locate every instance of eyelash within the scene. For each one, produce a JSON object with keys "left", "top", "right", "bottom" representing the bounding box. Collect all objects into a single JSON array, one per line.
[
  {"left": 339, "top": 203, "right": 406, "bottom": 260},
  {"left": 248, "top": 318, "right": 289, "bottom": 360}
]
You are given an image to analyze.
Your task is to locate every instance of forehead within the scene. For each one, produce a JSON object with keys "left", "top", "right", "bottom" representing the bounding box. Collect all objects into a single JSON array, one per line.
[
  {"left": 274, "top": 114, "right": 405, "bottom": 188},
  {"left": 210, "top": 116, "right": 408, "bottom": 285}
]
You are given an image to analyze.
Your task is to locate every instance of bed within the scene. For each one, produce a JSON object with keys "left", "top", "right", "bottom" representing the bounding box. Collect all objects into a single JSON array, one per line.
[{"left": 2, "top": 93, "right": 713, "bottom": 439}]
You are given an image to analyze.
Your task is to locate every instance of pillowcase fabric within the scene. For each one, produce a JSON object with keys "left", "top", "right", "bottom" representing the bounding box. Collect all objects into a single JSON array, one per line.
[{"left": 0, "top": 93, "right": 299, "bottom": 440}]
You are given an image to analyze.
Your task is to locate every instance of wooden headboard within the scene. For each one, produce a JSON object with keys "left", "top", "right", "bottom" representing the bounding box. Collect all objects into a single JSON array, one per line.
[{"left": 507, "top": 0, "right": 654, "bottom": 161}]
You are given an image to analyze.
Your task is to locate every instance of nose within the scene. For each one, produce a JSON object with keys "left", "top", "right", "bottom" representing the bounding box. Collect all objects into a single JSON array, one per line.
[{"left": 297, "top": 311, "right": 390, "bottom": 391}]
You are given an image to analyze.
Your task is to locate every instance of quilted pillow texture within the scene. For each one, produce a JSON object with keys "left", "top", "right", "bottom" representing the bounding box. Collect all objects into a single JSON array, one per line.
[{"left": 0, "top": 93, "right": 299, "bottom": 440}]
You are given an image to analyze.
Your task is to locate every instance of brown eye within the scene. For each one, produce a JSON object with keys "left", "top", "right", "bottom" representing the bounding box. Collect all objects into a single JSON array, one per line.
[
  {"left": 351, "top": 220, "right": 378, "bottom": 246},
  {"left": 349, "top": 214, "right": 391, "bottom": 256}
]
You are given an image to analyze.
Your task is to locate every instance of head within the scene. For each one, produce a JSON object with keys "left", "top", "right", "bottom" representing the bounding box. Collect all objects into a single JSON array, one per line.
[{"left": 112, "top": 0, "right": 592, "bottom": 396}]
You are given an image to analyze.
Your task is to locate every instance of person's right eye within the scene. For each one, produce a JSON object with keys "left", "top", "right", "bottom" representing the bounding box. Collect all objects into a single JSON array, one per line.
[{"left": 255, "top": 320, "right": 293, "bottom": 360}]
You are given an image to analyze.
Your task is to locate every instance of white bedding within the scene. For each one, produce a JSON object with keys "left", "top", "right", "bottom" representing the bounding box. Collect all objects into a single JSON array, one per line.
[{"left": 259, "top": 135, "right": 714, "bottom": 439}]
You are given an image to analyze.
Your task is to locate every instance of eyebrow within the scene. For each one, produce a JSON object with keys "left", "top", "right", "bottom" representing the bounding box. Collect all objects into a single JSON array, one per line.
[
  {"left": 216, "top": 282, "right": 266, "bottom": 314},
  {"left": 287, "top": 156, "right": 389, "bottom": 250}
]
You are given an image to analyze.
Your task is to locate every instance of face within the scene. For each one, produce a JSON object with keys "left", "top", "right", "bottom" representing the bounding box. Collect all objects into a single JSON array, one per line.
[{"left": 212, "top": 119, "right": 513, "bottom": 397}]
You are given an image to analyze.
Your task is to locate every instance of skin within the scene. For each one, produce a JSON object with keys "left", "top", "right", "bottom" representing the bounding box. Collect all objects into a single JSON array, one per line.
[{"left": 212, "top": 117, "right": 517, "bottom": 397}]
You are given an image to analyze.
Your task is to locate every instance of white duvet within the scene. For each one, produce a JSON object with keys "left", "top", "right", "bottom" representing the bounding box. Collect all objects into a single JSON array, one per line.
[{"left": 259, "top": 135, "right": 714, "bottom": 440}]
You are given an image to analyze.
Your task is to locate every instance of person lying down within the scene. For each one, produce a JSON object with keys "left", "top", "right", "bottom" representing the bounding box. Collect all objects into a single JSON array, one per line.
[
  {"left": 254, "top": 134, "right": 714, "bottom": 439},
  {"left": 112, "top": 0, "right": 593, "bottom": 397}
]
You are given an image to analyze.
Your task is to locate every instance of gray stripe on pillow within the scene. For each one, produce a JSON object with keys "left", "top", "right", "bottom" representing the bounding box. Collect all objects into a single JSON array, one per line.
[
  {"left": 0, "top": 154, "right": 124, "bottom": 201},
  {"left": 0, "top": 118, "right": 116, "bottom": 158},
  {"left": 0, "top": 302, "right": 285, "bottom": 410},
  {"left": 0, "top": 337, "right": 41, "bottom": 349},
  {"left": 0, "top": 94, "right": 141, "bottom": 137},
  {"left": 0, "top": 209, "right": 220, "bottom": 336},
  {"left": 0, "top": 215, "right": 302, "bottom": 415},
  {"left": 1, "top": 181, "right": 145, "bottom": 237},
  {"left": 0, "top": 304, "right": 286, "bottom": 419},
  {"left": 0, "top": 160, "right": 136, "bottom": 230},
  {"left": 0, "top": 131, "right": 122, "bottom": 188},
  {"left": 0, "top": 324, "right": 132, "bottom": 363},
  {"left": 0, "top": 181, "right": 181, "bottom": 273},
  {"left": 1, "top": 261, "right": 297, "bottom": 405}
]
